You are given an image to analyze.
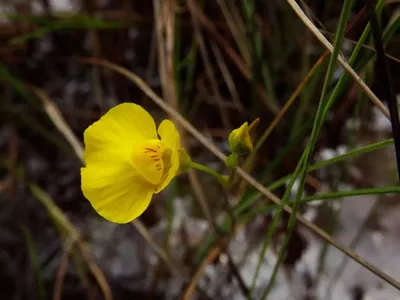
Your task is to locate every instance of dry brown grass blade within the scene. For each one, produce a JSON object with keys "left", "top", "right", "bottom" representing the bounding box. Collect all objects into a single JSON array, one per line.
[
  {"left": 78, "top": 242, "right": 113, "bottom": 300},
  {"left": 31, "top": 184, "right": 113, "bottom": 300},
  {"left": 154, "top": 0, "right": 178, "bottom": 109},
  {"left": 187, "top": 0, "right": 279, "bottom": 114},
  {"left": 53, "top": 240, "right": 74, "bottom": 300},
  {"left": 132, "top": 220, "right": 187, "bottom": 278},
  {"left": 188, "top": 0, "right": 232, "bottom": 129},
  {"left": 78, "top": 57, "right": 400, "bottom": 291},
  {"left": 53, "top": 251, "right": 70, "bottom": 300},
  {"left": 286, "top": 0, "right": 390, "bottom": 119},
  {"left": 182, "top": 244, "right": 224, "bottom": 300},
  {"left": 210, "top": 40, "right": 244, "bottom": 113},
  {"left": 182, "top": 227, "right": 242, "bottom": 299},
  {"left": 31, "top": 86, "right": 84, "bottom": 161},
  {"left": 187, "top": 0, "right": 248, "bottom": 78},
  {"left": 216, "top": 0, "right": 250, "bottom": 65}
]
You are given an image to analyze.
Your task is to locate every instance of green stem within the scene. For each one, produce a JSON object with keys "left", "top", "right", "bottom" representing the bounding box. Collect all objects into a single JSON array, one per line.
[{"left": 190, "top": 162, "right": 229, "bottom": 187}]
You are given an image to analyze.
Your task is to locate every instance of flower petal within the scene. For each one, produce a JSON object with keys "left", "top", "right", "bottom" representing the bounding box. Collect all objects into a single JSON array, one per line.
[
  {"left": 155, "top": 148, "right": 179, "bottom": 193},
  {"left": 81, "top": 161, "right": 154, "bottom": 224},
  {"left": 157, "top": 120, "right": 180, "bottom": 150},
  {"left": 83, "top": 103, "right": 157, "bottom": 165},
  {"left": 155, "top": 120, "right": 181, "bottom": 193}
]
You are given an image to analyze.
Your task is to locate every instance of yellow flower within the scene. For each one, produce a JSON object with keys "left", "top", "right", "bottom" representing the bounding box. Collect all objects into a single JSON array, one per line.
[{"left": 81, "top": 103, "right": 180, "bottom": 224}]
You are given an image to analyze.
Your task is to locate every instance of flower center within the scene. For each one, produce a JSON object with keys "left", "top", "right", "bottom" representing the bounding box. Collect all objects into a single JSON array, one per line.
[
  {"left": 131, "top": 139, "right": 166, "bottom": 185},
  {"left": 131, "top": 139, "right": 174, "bottom": 188}
]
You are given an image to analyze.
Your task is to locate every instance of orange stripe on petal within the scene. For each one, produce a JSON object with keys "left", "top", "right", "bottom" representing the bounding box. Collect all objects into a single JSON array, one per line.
[{"left": 131, "top": 139, "right": 165, "bottom": 185}]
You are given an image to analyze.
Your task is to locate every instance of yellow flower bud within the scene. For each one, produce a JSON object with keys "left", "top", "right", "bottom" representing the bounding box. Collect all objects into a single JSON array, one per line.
[{"left": 228, "top": 118, "right": 259, "bottom": 155}]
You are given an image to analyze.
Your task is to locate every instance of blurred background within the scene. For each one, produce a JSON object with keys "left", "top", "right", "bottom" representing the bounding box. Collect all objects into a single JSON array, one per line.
[{"left": 1, "top": 0, "right": 400, "bottom": 299}]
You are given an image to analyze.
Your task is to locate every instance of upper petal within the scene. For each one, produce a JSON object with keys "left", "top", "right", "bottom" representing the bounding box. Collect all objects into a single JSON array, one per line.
[
  {"left": 83, "top": 103, "right": 157, "bottom": 165},
  {"left": 155, "top": 120, "right": 181, "bottom": 193},
  {"left": 81, "top": 161, "right": 154, "bottom": 223},
  {"left": 155, "top": 148, "right": 179, "bottom": 193},
  {"left": 157, "top": 120, "right": 180, "bottom": 150}
]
